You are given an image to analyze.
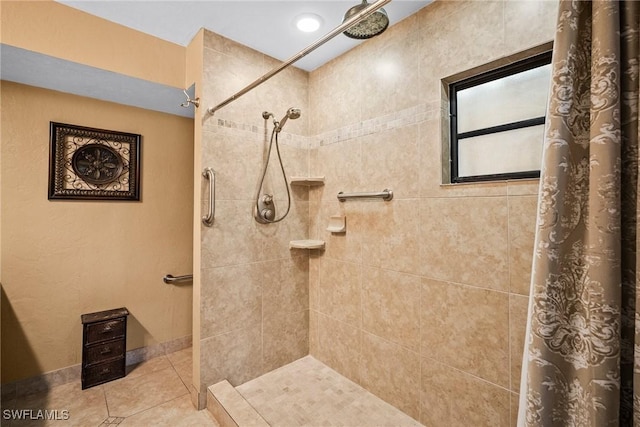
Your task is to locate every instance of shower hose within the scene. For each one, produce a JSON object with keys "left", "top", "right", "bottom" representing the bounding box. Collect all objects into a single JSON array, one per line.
[{"left": 255, "top": 122, "right": 291, "bottom": 223}]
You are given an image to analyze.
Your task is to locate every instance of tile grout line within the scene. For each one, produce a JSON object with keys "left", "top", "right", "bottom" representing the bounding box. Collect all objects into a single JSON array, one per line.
[
  {"left": 506, "top": 194, "right": 514, "bottom": 403},
  {"left": 102, "top": 385, "right": 112, "bottom": 423},
  {"left": 105, "top": 362, "right": 190, "bottom": 418},
  {"left": 168, "top": 352, "right": 192, "bottom": 393},
  {"left": 116, "top": 392, "right": 191, "bottom": 422},
  {"left": 418, "top": 247, "right": 424, "bottom": 425}
]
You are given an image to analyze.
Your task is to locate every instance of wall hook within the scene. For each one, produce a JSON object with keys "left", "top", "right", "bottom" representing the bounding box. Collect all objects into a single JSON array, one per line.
[{"left": 181, "top": 89, "right": 200, "bottom": 108}]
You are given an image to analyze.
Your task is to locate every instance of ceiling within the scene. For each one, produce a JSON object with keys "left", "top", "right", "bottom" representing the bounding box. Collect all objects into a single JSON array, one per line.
[
  {"left": 55, "top": 0, "right": 432, "bottom": 71},
  {"left": 2, "top": 1, "right": 431, "bottom": 118}
]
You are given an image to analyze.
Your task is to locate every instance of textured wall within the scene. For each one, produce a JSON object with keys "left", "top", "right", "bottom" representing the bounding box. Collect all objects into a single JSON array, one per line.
[
  {"left": 308, "top": 0, "right": 558, "bottom": 425},
  {"left": 0, "top": 82, "right": 194, "bottom": 383},
  {"left": 194, "top": 1, "right": 558, "bottom": 423},
  {"left": 197, "top": 30, "right": 310, "bottom": 396}
]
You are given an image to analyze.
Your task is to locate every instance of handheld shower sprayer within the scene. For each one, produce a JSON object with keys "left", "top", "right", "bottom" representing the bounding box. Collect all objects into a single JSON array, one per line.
[
  {"left": 262, "top": 108, "right": 301, "bottom": 133},
  {"left": 255, "top": 107, "right": 301, "bottom": 224},
  {"left": 274, "top": 108, "right": 301, "bottom": 133}
]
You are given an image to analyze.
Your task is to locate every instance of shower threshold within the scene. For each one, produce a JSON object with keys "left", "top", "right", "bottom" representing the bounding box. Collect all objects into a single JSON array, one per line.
[{"left": 207, "top": 355, "right": 422, "bottom": 427}]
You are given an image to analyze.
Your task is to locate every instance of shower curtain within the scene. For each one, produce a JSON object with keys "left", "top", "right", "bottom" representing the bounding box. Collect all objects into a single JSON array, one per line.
[{"left": 518, "top": 1, "right": 639, "bottom": 426}]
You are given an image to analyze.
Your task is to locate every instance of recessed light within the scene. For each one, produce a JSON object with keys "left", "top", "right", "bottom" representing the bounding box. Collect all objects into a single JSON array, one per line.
[{"left": 295, "top": 13, "right": 322, "bottom": 33}]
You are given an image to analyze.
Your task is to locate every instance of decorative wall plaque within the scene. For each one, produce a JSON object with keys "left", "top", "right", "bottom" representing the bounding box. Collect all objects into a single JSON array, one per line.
[{"left": 48, "top": 122, "right": 141, "bottom": 200}]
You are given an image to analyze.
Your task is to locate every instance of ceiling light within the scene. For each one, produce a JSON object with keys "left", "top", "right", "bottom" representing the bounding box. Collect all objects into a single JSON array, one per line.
[{"left": 295, "top": 14, "right": 322, "bottom": 33}]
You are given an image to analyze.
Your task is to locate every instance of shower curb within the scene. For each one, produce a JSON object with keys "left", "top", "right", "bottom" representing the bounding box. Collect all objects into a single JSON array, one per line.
[{"left": 207, "top": 380, "right": 269, "bottom": 427}]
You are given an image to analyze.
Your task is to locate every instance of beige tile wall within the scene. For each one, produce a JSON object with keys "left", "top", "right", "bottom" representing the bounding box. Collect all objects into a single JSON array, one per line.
[
  {"left": 198, "top": 30, "right": 310, "bottom": 396},
  {"left": 197, "top": 0, "right": 557, "bottom": 424},
  {"left": 308, "top": 0, "right": 557, "bottom": 425}
]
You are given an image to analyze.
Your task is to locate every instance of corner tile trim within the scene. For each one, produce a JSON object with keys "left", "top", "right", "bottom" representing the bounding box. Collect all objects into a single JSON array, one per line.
[
  {"left": 313, "top": 103, "right": 440, "bottom": 148},
  {"left": 204, "top": 102, "right": 441, "bottom": 150}
]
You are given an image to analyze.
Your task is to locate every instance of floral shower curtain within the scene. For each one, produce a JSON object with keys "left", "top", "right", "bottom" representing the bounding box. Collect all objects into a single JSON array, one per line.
[{"left": 518, "top": 0, "right": 639, "bottom": 426}]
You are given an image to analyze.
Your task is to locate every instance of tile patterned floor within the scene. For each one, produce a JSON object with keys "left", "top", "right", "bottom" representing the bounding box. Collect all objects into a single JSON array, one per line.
[
  {"left": 1, "top": 348, "right": 218, "bottom": 427},
  {"left": 236, "top": 356, "right": 423, "bottom": 427},
  {"left": 3, "top": 352, "right": 423, "bottom": 427}
]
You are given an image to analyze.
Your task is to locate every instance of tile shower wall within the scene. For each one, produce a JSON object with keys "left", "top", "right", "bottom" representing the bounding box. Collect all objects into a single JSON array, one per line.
[
  {"left": 308, "top": 1, "right": 558, "bottom": 425},
  {"left": 196, "top": 0, "right": 557, "bottom": 423},
  {"left": 197, "top": 30, "right": 310, "bottom": 398}
]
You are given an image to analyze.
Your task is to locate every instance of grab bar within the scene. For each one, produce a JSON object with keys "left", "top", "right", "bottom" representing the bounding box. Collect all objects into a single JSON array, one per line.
[
  {"left": 337, "top": 189, "right": 393, "bottom": 202},
  {"left": 202, "top": 167, "right": 215, "bottom": 226},
  {"left": 163, "top": 274, "right": 193, "bottom": 284}
]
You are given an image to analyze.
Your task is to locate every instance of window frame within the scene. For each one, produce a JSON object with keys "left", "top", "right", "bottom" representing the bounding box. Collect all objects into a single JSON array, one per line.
[{"left": 449, "top": 50, "right": 552, "bottom": 183}]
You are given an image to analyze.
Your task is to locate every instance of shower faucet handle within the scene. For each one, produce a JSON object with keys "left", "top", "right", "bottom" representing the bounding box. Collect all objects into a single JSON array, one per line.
[
  {"left": 261, "top": 208, "right": 275, "bottom": 221},
  {"left": 255, "top": 193, "right": 276, "bottom": 223}
]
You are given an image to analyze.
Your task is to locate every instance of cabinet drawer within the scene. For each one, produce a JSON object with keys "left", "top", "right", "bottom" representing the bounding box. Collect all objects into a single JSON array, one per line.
[
  {"left": 85, "top": 319, "right": 125, "bottom": 344},
  {"left": 84, "top": 340, "right": 125, "bottom": 366},
  {"left": 82, "top": 358, "right": 125, "bottom": 389}
]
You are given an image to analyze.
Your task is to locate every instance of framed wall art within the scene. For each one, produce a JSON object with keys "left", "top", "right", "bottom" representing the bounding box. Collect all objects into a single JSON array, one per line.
[{"left": 48, "top": 122, "right": 141, "bottom": 200}]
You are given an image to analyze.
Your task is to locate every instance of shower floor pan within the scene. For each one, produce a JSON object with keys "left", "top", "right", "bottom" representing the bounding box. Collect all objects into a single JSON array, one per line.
[{"left": 207, "top": 355, "right": 422, "bottom": 427}]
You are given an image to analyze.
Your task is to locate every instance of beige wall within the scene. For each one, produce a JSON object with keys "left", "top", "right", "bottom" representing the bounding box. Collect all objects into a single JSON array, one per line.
[
  {"left": 1, "top": 82, "right": 194, "bottom": 383},
  {"left": 184, "top": 28, "right": 204, "bottom": 408},
  {"left": 1, "top": 0, "right": 194, "bottom": 386},
  {"left": 0, "top": 0, "right": 558, "bottom": 422},
  {"left": 1, "top": 0, "right": 185, "bottom": 88},
  {"left": 308, "top": 0, "right": 557, "bottom": 425},
  {"left": 196, "top": 30, "right": 310, "bottom": 400}
]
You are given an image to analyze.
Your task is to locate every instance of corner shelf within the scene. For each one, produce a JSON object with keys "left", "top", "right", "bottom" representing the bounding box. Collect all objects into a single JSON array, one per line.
[
  {"left": 289, "top": 176, "right": 325, "bottom": 251},
  {"left": 290, "top": 176, "right": 325, "bottom": 186},
  {"left": 289, "top": 240, "right": 325, "bottom": 250}
]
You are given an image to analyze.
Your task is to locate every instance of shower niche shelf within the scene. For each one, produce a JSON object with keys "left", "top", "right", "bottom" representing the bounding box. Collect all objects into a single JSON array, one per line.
[
  {"left": 289, "top": 177, "right": 325, "bottom": 250},
  {"left": 289, "top": 239, "right": 325, "bottom": 250},
  {"left": 290, "top": 176, "right": 325, "bottom": 186}
]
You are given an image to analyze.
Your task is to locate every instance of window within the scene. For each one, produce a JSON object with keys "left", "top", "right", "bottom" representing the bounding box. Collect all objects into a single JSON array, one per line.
[{"left": 449, "top": 51, "right": 552, "bottom": 183}]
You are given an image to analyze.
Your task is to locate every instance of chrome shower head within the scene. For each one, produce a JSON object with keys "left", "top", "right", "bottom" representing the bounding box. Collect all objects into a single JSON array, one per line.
[
  {"left": 342, "top": 0, "right": 389, "bottom": 40},
  {"left": 286, "top": 108, "right": 301, "bottom": 120},
  {"left": 275, "top": 108, "right": 301, "bottom": 133}
]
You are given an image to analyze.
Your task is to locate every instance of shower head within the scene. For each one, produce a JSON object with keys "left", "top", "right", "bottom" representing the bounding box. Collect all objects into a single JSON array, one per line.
[
  {"left": 342, "top": 0, "right": 389, "bottom": 40},
  {"left": 275, "top": 108, "right": 301, "bottom": 133},
  {"left": 287, "top": 108, "right": 302, "bottom": 120}
]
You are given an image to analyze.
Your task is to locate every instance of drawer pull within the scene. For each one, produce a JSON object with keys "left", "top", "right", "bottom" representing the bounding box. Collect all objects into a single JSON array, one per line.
[
  {"left": 100, "top": 367, "right": 111, "bottom": 375},
  {"left": 100, "top": 326, "right": 113, "bottom": 334},
  {"left": 100, "top": 347, "right": 112, "bottom": 355}
]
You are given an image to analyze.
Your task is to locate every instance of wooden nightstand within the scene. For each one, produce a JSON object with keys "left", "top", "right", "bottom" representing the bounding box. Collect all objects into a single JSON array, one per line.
[{"left": 81, "top": 307, "right": 129, "bottom": 389}]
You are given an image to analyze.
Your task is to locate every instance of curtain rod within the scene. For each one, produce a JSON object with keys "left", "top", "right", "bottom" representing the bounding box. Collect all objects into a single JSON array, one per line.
[{"left": 207, "top": 0, "right": 392, "bottom": 115}]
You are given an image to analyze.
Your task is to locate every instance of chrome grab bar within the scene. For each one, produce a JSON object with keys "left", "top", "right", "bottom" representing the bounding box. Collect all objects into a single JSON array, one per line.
[
  {"left": 337, "top": 189, "right": 393, "bottom": 202},
  {"left": 163, "top": 274, "right": 193, "bottom": 284},
  {"left": 202, "top": 168, "right": 215, "bottom": 226}
]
